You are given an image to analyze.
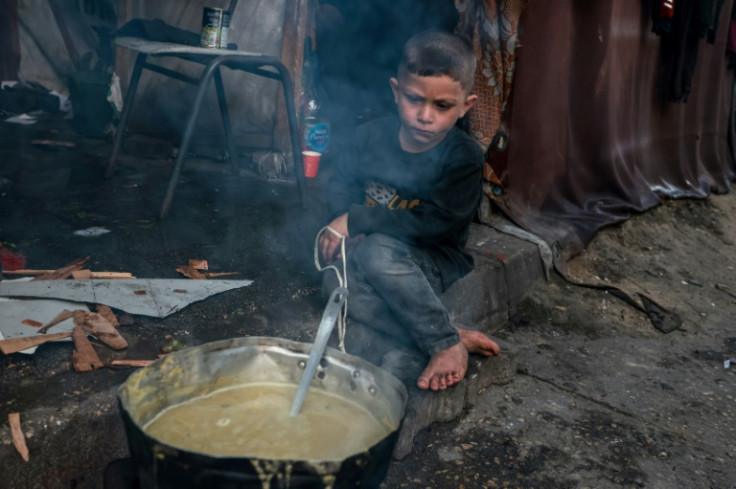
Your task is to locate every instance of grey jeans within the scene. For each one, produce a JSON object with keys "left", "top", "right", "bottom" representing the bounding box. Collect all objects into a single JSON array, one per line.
[{"left": 322, "top": 233, "right": 460, "bottom": 363}]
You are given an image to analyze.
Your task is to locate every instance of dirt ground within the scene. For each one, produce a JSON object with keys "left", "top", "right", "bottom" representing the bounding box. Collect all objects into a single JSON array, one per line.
[
  {"left": 1, "top": 115, "right": 736, "bottom": 488},
  {"left": 381, "top": 191, "right": 736, "bottom": 488}
]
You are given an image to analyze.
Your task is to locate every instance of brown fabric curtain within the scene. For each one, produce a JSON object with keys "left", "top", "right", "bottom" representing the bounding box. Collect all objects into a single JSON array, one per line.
[
  {"left": 0, "top": 0, "right": 20, "bottom": 80},
  {"left": 487, "top": 0, "right": 736, "bottom": 267}
]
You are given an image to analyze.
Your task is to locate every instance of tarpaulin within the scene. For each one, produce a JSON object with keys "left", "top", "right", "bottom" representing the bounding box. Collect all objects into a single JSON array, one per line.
[{"left": 487, "top": 0, "right": 736, "bottom": 268}]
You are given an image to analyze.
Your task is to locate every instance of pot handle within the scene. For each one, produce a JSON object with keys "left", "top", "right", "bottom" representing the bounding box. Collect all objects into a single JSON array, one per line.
[{"left": 290, "top": 286, "right": 348, "bottom": 417}]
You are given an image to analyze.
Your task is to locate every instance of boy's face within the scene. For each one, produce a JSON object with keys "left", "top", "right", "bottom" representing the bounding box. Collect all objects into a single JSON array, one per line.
[{"left": 390, "top": 73, "right": 477, "bottom": 153}]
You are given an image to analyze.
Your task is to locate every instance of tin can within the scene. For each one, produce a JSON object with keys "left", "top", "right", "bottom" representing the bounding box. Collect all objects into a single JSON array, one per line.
[
  {"left": 200, "top": 7, "right": 225, "bottom": 48},
  {"left": 218, "top": 11, "right": 231, "bottom": 48}
]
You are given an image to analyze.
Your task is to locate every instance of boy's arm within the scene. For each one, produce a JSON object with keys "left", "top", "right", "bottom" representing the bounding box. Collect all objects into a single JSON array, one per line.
[
  {"left": 326, "top": 140, "right": 363, "bottom": 220},
  {"left": 320, "top": 136, "right": 363, "bottom": 263}
]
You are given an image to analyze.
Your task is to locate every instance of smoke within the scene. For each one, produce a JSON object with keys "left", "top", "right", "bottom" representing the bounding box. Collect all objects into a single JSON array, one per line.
[
  {"left": 313, "top": 0, "right": 459, "bottom": 140},
  {"left": 17, "top": 0, "right": 116, "bottom": 94}
]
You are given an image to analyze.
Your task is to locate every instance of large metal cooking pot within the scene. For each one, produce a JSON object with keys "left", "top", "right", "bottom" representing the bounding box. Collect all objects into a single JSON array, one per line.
[{"left": 117, "top": 336, "right": 408, "bottom": 489}]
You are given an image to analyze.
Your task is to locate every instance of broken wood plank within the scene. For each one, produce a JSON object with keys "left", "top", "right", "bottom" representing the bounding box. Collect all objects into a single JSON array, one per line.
[
  {"left": 71, "top": 325, "right": 104, "bottom": 372},
  {"left": 73, "top": 310, "right": 127, "bottom": 350},
  {"left": 110, "top": 359, "right": 153, "bottom": 367},
  {"left": 71, "top": 270, "right": 135, "bottom": 280},
  {"left": 204, "top": 272, "right": 239, "bottom": 278},
  {"left": 37, "top": 309, "right": 75, "bottom": 334},
  {"left": 8, "top": 413, "right": 29, "bottom": 462},
  {"left": 188, "top": 259, "right": 208, "bottom": 270},
  {"left": 96, "top": 305, "right": 120, "bottom": 329},
  {"left": 176, "top": 266, "right": 207, "bottom": 280},
  {"left": 33, "top": 257, "right": 89, "bottom": 281},
  {"left": 1, "top": 269, "right": 55, "bottom": 275},
  {"left": 21, "top": 319, "right": 42, "bottom": 328},
  {"left": 90, "top": 271, "right": 135, "bottom": 279},
  {"left": 0, "top": 331, "right": 73, "bottom": 355}
]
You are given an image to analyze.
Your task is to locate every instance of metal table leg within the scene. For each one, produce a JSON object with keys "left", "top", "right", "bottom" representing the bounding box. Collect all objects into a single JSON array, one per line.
[
  {"left": 106, "top": 53, "right": 147, "bottom": 178},
  {"left": 159, "top": 57, "right": 225, "bottom": 219},
  {"left": 213, "top": 68, "right": 238, "bottom": 174},
  {"left": 272, "top": 62, "right": 306, "bottom": 207}
]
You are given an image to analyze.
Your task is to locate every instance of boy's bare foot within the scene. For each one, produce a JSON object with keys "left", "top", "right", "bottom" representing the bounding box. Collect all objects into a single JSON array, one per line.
[
  {"left": 417, "top": 342, "right": 468, "bottom": 391},
  {"left": 417, "top": 330, "right": 500, "bottom": 391},
  {"left": 458, "top": 328, "right": 500, "bottom": 356}
]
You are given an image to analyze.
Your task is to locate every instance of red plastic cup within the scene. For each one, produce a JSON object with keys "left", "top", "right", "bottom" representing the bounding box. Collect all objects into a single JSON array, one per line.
[{"left": 302, "top": 150, "right": 321, "bottom": 178}]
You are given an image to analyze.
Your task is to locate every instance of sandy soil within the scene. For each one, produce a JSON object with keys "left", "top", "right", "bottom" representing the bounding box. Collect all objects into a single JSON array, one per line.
[{"left": 382, "top": 191, "right": 736, "bottom": 488}]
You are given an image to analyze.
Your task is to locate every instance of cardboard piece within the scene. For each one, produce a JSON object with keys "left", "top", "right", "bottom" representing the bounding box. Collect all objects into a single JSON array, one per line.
[
  {"left": 0, "top": 279, "right": 253, "bottom": 318},
  {"left": 0, "top": 298, "right": 87, "bottom": 354}
]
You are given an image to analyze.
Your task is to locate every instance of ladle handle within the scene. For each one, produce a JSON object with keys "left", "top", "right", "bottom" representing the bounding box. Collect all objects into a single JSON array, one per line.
[{"left": 290, "top": 287, "right": 348, "bottom": 417}]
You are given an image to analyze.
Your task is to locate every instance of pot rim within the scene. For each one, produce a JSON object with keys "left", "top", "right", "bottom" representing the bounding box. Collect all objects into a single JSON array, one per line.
[{"left": 117, "top": 336, "right": 409, "bottom": 463}]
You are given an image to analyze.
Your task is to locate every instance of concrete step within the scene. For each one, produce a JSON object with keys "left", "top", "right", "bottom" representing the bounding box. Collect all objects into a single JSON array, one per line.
[
  {"left": 387, "top": 222, "right": 547, "bottom": 459},
  {"left": 443, "top": 222, "right": 547, "bottom": 332}
]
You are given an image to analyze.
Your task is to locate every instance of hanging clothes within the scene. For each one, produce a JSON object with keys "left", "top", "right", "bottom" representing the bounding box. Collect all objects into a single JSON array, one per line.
[
  {"left": 652, "top": 0, "right": 727, "bottom": 102},
  {"left": 454, "top": 0, "right": 528, "bottom": 209},
  {"left": 652, "top": 0, "right": 675, "bottom": 35},
  {"left": 455, "top": 0, "right": 527, "bottom": 151}
]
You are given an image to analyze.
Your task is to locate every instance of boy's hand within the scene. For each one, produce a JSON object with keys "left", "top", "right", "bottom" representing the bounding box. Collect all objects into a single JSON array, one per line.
[{"left": 319, "top": 214, "right": 350, "bottom": 264}]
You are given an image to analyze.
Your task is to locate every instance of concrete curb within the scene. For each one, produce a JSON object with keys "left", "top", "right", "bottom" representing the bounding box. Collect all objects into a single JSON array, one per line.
[
  {"left": 388, "top": 223, "right": 547, "bottom": 459},
  {"left": 444, "top": 222, "right": 547, "bottom": 331}
]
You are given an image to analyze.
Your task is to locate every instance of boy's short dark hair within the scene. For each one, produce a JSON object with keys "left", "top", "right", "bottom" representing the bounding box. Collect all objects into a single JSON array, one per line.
[{"left": 398, "top": 30, "right": 476, "bottom": 93}]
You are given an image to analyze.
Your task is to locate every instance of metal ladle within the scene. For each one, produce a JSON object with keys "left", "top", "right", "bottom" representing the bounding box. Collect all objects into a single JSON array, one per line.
[{"left": 290, "top": 287, "right": 348, "bottom": 417}]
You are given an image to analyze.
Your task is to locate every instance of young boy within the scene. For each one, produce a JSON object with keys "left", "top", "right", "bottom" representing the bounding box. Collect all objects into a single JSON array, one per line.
[{"left": 319, "top": 30, "right": 500, "bottom": 391}]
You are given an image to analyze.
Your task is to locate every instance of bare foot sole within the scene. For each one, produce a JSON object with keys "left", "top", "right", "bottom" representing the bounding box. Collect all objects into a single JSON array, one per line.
[
  {"left": 416, "top": 342, "right": 468, "bottom": 391},
  {"left": 458, "top": 328, "right": 500, "bottom": 356}
]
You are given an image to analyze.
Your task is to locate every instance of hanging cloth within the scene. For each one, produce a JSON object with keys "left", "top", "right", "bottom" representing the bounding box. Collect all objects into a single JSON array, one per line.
[
  {"left": 652, "top": 0, "right": 727, "bottom": 102},
  {"left": 454, "top": 0, "right": 528, "bottom": 214}
]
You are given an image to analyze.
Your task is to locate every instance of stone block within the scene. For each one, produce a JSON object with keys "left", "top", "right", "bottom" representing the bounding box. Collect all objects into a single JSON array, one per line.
[
  {"left": 466, "top": 224, "right": 545, "bottom": 305},
  {"left": 442, "top": 254, "right": 508, "bottom": 332}
]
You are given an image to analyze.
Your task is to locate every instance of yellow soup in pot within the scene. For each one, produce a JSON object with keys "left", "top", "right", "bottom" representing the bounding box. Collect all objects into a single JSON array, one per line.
[{"left": 143, "top": 382, "right": 392, "bottom": 461}]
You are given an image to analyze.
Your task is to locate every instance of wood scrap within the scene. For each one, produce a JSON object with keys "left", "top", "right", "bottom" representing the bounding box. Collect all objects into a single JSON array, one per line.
[
  {"left": 21, "top": 319, "right": 43, "bottom": 328},
  {"left": 176, "top": 266, "right": 207, "bottom": 280},
  {"left": 37, "top": 309, "right": 75, "bottom": 334},
  {"left": 189, "top": 259, "right": 208, "bottom": 270},
  {"left": 91, "top": 271, "right": 135, "bottom": 279},
  {"left": 33, "top": 257, "right": 89, "bottom": 281},
  {"left": 110, "top": 359, "right": 153, "bottom": 367},
  {"left": 0, "top": 332, "right": 73, "bottom": 355},
  {"left": 1, "top": 269, "right": 55, "bottom": 275},
  {"left": 204, "top": 272, "right": 239, "bottom": 278},
  {"left": 71, "top": 269, "right": 94, "bottom": 280},
  {"left": 71, "top": 270, "right": 135, "bottom": 280},
  {"left": 8, "top": 413, "right": 29, "bottom": 462},
  {"left": 177, "top": 264, "right": 238, "bottom": 279},
  {"left": 73, "top": 310, "right": 127, "bottom": 350},
  {"left": 96, "top": 305, "right": 120, "bottom": 329},
  {"left": 71, "top": 325, "right": 104, "bottom": 372}
]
